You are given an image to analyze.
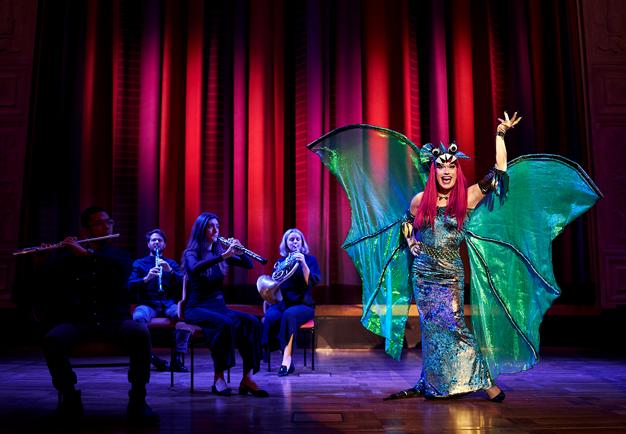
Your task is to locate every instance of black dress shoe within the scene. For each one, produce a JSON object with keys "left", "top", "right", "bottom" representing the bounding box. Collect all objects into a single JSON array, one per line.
[
  {"left": 239, "top": 383, "right": 269, "bottom": 398},
  {"left": 277, "top": 363, "right": 295, "bottom": 377},
  {"left": 383, "top": 387, "right": 421, "bottom": 401},
  {"left": 150, "top": 353, "right": 169, "bottom": 372},
  {"left": 171, "top": 353, "right": 189, "bottom": 373},
  {"left": 50, "top": 389, "right": 84, "bottom": 425},
  {"left": 127, "top": 400, "right": 160, "bottom": 426},
  {"left": 489, "top": 390, "right": 506, "bottom": 403},
  {"left": 211, "top": 385, "right": 232, "bottom": 396}
]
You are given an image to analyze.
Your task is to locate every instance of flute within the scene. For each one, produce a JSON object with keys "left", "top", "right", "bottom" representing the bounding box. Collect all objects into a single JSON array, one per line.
[
  {"left": 13, "top": 234, "right": 121, "bottom": 256},
  {"left": 218, "top": 236, "right": 268, "bottom": 264}
]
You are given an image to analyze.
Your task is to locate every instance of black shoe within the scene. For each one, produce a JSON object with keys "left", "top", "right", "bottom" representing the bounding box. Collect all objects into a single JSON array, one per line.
[
  {"left": 239, "top": 382, "right": 269, "bottom": 398},
  {"left": 150, "top": 353, "right": 169, "bottom": 372},
  {"left": 51, "top": 389, "right": 84, "bottom": 424},
  {"left": 277, "top": 363, "right": 295, "bottom": 377},
  {"left": 383, "top": 387, "right": 421, "bottom": 401},
  {"left": 127, "top": 399, "right": 160, "bottom": 426},
  {"left": 171, "top": 353, "right": 189, "bottom": 373},
  {"left": 489, "top": 390, "right": 506, "bottom": 403},
  {"left": 211, "top": 385, "right": 232, "bottom": 396}
]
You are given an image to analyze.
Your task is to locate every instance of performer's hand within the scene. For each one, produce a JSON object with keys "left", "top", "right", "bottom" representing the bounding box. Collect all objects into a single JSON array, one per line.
[
  {"left": 292, "top": 252, "right": 305, "bottom": 264},
  {"left": 291, "top": 252, "right": 308, "bottom": 272},
  {"left": 144, "top": 266, "right": 160, "bottom": 282},
  {"left": 223, "top": 239, "right": 243, "bottom": 258},
  {"left": 61, "top": 236, "right": 89, "bottom": 256},
  {"left": 410, "top": 243, "right": 421, "bottom": 257},
  {"left": 497, "top": 111, "right": 522, "bottom": 135},
  {"left": 157, "top": 258, "right": 172, "bottom": 273}
]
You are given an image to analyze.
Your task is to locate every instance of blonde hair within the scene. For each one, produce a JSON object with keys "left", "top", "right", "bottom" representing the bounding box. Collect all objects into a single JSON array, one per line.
[{"left": 279, "top": 228, "right": 310, "bottom": 257}]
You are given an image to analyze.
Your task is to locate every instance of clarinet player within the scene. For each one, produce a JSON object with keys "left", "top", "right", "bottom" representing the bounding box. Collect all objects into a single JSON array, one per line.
[{"left": 128, "top": 229, "right": 191, "bottom": 373}]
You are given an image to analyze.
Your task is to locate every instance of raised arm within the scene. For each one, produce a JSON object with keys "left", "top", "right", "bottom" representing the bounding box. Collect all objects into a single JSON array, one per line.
[{"left": 467, "top": 111, "right": 522, "bottom": 208}]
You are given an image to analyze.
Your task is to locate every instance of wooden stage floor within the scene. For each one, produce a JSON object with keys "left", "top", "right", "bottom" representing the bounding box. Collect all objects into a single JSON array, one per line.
[{"left": 1, "top": 348, "right": 625, "bottom": 433}]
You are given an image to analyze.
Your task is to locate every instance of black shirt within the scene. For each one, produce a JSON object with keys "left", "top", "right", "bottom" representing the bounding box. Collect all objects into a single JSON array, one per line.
[
  {"left": 183, "top": 249, "right": 253, "bottom": 308},
  {"left": 128, "top": 255, "right": 183, "bottom": 309},
  {"left": 50, "top": 244, "right": 132, "bottom": 325},
  {"left": 275, "top": 254, "right": 320, "bottom": 307}
]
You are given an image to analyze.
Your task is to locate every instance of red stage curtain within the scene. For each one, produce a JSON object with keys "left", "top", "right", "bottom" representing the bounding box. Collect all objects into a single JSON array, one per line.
[{"left": 25, "top": 0, "right": 594, "bottom": 303}]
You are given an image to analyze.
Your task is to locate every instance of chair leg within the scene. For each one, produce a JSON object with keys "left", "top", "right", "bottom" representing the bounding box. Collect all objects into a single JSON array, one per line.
[
  {"left": 303, "top": 330, "right": 308, "bottom": 368},
  {"left": 170, "top": 346, "right": 175, "bottom": 387},
  {"left": 311, "top": 327, "right": 315, "bottom": 371},
  {"left": 190, "top": 346, "right": 195, "bottom": 393},
  {"left": 227, "top": 368, "right": 230, "bottom": 383},
  {"left": 267, "top": 347, "right": 271, "bottom": 372}
]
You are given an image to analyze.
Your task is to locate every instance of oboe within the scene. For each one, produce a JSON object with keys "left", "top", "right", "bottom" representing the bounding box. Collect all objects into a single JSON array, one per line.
[
  {"left": 154, "top": 247, "right": 164, "bottom": 293},
  {"left": 218, "top": 236, "right": 268, "bottom": 264}
]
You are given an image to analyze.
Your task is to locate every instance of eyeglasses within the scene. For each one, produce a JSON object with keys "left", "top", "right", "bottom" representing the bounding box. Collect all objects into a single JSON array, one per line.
[{"left": 90, "top": 218, "right": 115, "bottom": 227}]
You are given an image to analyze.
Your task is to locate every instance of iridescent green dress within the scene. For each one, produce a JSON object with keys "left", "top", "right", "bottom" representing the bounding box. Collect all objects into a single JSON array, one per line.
[
  {"left": 308, "top": 125, "right": 601, "bottom": 390},
  {"left": 413, "top": 209, "right": 493, "bottom": 397}
]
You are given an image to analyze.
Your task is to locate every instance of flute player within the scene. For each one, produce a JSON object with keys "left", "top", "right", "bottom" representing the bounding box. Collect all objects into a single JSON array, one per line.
[{"left": 42, "top": 206, "right": 159, "bottom": 426}]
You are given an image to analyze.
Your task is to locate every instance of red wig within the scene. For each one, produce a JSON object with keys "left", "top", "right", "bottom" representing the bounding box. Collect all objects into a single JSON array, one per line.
[{"left": 414, "top": 161, "right": 468, "bottom": 230}]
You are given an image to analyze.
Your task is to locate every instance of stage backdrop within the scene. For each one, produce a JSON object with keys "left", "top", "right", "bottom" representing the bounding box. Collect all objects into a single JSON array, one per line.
[{"left": 19, "top": 0, "right": 598, "bottom": 304}]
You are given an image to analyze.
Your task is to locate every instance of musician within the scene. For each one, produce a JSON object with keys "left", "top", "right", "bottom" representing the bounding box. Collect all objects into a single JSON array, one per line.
[
  {"left": 261, "top": 228, "right": 321, "bottom": 376},
  {"left": 182, "top": 212, "right": 268, "bottom": 397},
  {"left": 128, "top": 229, "right": 190, "bottom": 373},
  {"left": 42, "top": 206, "right": 159, "bottom": 425}
]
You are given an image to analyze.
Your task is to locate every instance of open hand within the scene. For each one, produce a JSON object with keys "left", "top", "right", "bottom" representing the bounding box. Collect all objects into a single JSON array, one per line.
[{"left": 497, "top": 111, "right": 522, "bottom": 134}]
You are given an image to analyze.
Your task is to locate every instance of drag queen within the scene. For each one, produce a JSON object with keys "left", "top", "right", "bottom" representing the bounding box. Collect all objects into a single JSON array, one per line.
[
  {"left": 307, "top": 112, "right": 601, "bottom": 402},
  {"left": 390, "top": 113, "right": 519, "bottom": 401}
]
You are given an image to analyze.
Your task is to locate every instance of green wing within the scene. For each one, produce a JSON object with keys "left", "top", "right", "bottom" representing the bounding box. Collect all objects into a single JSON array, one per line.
[
  {"left": 307, "top": 125, "right": 426, "bottom": 359},
  {"left": 466, "top": 154, "right": 602, "bottom": 377}
]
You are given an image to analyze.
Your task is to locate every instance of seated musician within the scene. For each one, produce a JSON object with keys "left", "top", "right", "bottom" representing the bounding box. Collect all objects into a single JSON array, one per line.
[
  {"left": 261, "top": 228, "right": 321, "bottom": 376},
  {"left": 128, "top": 228, "right": 190, "bottom": 373},
  {"left": 182, "top": 212, "right": 268, "bottom": 397},
  {"left": 41, "top": 206, "right": 158, "bottom": 426}
]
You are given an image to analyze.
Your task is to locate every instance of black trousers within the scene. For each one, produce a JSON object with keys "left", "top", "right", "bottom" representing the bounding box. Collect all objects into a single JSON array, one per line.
[
  {"left": 42, "top": 320, "right": 152, "bottom": 393},
  {"left": 261, "top": 301, "right": 314, "bottom": 352},
  {"left": 185, "top": 302, "right": 262, "bottom": 374}
]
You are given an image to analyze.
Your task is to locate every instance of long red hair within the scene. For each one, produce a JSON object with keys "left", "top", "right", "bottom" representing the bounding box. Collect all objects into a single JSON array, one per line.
[{"left": 414, "top": 161, "right": 468, "bottom": 230}]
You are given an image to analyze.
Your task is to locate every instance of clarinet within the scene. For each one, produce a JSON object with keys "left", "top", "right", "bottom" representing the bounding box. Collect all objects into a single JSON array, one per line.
[{"left": 155, "top": 247, "right": 164, "bottom": 293}]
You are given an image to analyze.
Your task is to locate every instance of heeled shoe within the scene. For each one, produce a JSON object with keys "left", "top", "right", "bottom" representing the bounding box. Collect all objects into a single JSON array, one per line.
[
  {"left": 150, "top": 353, "right": 169, "bottom": 372},
  {"left": 383, "top": 387, "right": 421, "bottom": 401},
  {"left": 489, "top": 390, "right": 506, "bottom": 403},
  {"left": 239, "top": 382, "right": 269, "bottom": 398},
  {"left": 277, "top": 363, "right": 295, "bottom": 377},
  {"left": 211, "top": 385, "right": 232, "bottom": 396}
]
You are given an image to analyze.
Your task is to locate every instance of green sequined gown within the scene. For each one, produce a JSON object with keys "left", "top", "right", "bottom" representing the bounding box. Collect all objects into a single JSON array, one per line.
[{"left": 413, "top": 209, "right": 492, "bottom": 397}]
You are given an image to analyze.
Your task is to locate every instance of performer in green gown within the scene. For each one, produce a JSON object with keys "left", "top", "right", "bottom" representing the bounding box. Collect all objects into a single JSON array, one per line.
[{"left": 307, "top": 112, "right": 601, "bottom": 402}]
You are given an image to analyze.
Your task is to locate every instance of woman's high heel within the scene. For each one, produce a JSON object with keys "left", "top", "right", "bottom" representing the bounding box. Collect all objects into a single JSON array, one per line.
[
  {"left": 211, "top": 385, "right": 232, "bottom": 396},
  {"left": 489, "top": 390, "right": 506, "bottom": 403},
  {"left": 277, "top": 363, "right": 295, "bottom": 377}
]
